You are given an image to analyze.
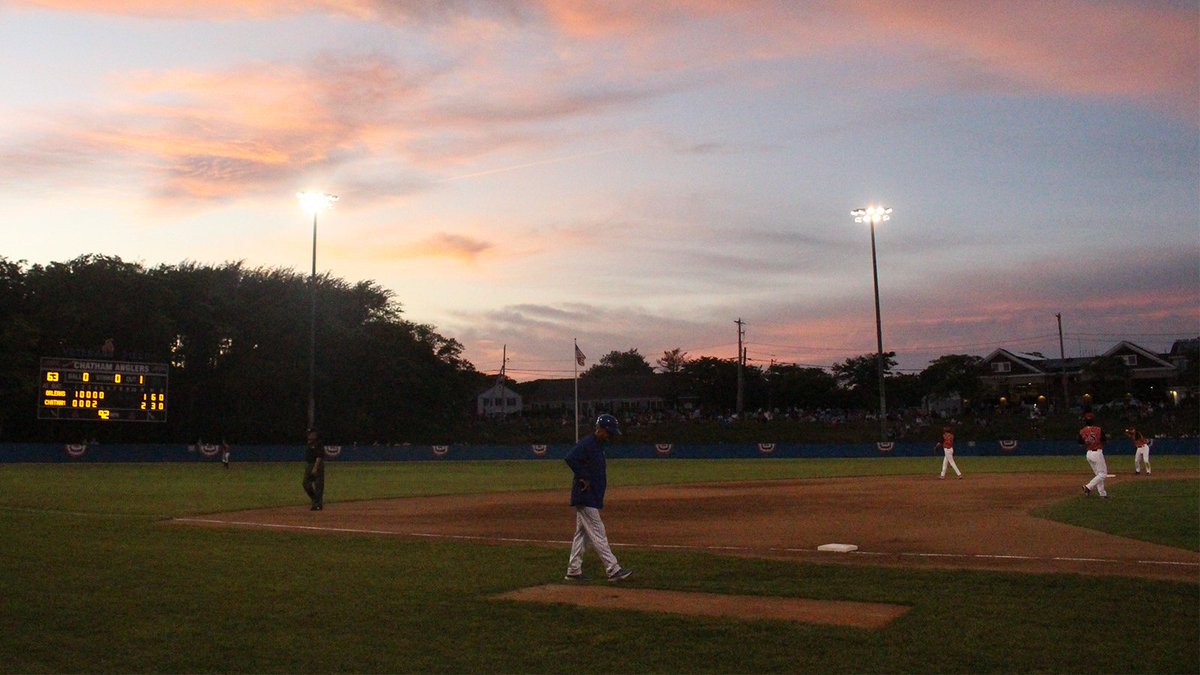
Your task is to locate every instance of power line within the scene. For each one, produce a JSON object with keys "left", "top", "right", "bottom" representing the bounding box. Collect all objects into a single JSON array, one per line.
[
  {"left": 1067, "top": 331, "right": 1197, "bottom": 338},
  {"left": 751, "top": 334, "right": 1057, "bottom": 354}
]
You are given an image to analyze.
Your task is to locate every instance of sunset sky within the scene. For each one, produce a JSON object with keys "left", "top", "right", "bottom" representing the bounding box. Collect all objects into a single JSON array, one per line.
[{"left": 2, "top": 0, "right": 1197, "bottom": 380}]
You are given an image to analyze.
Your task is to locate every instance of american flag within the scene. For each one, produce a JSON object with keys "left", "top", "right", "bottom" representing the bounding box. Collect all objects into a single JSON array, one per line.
[{"left": 574, "top": 344, "right": 586, "bottom": 367}]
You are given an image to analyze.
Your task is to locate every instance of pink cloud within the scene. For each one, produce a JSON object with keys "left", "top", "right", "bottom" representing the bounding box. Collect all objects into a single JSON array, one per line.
[
  {"left": 846, "top": 0, "right": 1199, "bottom": 123},
  {"left": 13, "top": 1, "right": 1194, "bottom": 123}
]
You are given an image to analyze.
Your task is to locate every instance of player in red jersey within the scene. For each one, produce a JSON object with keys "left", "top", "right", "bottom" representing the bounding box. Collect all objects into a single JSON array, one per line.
[
  {"left": 938, "top": 426, "right": 962, "bottom": 479},
  {"left": 1125, "top": 427, "right": 1152, "bottom": 475},
  {"left": 1078, "top": 412, "right": 1108, "bottom": 497}
]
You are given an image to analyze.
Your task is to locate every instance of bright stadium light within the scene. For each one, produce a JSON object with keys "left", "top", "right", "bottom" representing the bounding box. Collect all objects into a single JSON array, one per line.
[
  {"left": 297, "top": 191, "right": 339, "bottom": 213},
  {"left": 852, "top": 205, "right": 892, "bottom": 440},
  {"left": 297, "top": 191, "right": 338, "bottom": 431},
  {"left": 852, "top": 206, "right": 891, "bottom": 225}
]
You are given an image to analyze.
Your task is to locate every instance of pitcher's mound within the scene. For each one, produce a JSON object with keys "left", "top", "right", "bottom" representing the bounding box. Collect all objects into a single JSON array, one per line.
[{"left": 493, "top": 584, "right": 909, "bottom": 629}]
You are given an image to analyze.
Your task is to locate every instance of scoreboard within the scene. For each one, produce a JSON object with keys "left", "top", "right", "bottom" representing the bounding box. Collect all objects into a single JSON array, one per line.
[{"left": 38, "top": 357, "right": 169, "bottom": 422}]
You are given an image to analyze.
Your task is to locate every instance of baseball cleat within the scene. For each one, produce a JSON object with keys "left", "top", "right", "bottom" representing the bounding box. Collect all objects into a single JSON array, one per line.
[
  {"left": 607, "top": 567, "right": 633, "bottom": 582},
  {"left": 563, "top": 572, "right": 590, "bottom": 582},
  {"left": 1081, "top": 486, "right": 1090, "bottom": 496}
]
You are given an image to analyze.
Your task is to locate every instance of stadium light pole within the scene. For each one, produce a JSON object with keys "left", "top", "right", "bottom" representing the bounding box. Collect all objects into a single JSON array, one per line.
[
  {"left": 297, "top": 191, "right": 339, "bottom": 431},
  {"left": 852, "top": 206, "right": 891, "bottom": 440}
]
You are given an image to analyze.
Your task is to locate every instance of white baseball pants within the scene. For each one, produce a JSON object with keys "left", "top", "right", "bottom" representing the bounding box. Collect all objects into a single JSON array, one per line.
[
  {"left": 1134, "top": 444, "right": 1151, "bottom": 474},
  {"left": 1085, "top": 449, "right": 1107, "bottom": 496},
  {"left": 941, "top": 448, "right": 961, "bottom": 477},
  {"left": 567, "top": 506, "right": 621, "bottom": 577}
]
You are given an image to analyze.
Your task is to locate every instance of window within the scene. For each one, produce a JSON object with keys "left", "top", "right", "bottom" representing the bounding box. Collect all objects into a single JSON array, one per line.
[
  {"left": 1120, "top": 354, "right": 1137, "bottom": 366},
  {"left": 991, "top": 362, "right": 1011, "bottom": 373}
]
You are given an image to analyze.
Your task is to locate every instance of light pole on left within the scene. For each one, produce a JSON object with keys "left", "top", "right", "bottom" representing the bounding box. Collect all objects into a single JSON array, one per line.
[{"left": 297, "top": 191, "right": 338, "bottom": 430}]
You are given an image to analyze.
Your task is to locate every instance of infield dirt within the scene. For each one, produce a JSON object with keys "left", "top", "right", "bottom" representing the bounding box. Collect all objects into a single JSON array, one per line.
[
  {"left": 175, "top": 470, "right": 1198, "bottom": 625},
  {"left": 178, "top": 470, "right": 1199, "bottom": 582}
]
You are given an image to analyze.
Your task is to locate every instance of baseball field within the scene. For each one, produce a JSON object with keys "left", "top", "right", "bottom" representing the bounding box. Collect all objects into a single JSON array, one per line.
[{"left": 1, "top": 455, "right": 1197, "bottom": 673}]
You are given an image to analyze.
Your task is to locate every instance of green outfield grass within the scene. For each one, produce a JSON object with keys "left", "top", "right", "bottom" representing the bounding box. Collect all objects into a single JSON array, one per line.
[{"left": 0, "top": 457, "right": 1196, "bottom": 673}]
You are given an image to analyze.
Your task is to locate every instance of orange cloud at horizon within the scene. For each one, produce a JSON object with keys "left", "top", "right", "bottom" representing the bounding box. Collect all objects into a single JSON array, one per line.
[{"left": 350, "top": 232, "right": 495, "bottom": 263}]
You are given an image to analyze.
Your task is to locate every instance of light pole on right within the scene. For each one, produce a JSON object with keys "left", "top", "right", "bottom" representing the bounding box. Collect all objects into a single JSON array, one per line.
[{"left": 852, "top": 205, "right": 891, "bottom": 440}]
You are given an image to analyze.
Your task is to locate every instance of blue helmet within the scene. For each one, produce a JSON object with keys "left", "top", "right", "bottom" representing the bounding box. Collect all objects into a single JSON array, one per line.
[{"left": 596, "top": 413, "right": 621, "bottom": 436}]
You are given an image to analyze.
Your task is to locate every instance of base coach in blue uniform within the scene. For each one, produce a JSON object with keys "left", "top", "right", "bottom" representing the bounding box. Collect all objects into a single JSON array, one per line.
[{"left": 564, "top": 414, "right": 632, "bottom": 582}]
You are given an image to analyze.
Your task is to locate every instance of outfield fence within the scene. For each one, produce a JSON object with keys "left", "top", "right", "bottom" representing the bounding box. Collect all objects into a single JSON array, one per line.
[{"left": 2, "top": 438, "right": 1197, "bottom": 462}]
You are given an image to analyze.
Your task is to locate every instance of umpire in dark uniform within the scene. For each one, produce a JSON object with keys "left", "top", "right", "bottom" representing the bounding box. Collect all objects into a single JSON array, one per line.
[{"left": 303, "top": 428, "right": 326, "bottom": 510}]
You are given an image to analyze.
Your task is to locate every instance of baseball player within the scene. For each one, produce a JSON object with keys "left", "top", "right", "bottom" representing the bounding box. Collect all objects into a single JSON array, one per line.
[
  {"left": 1079, "top": 412, "right": 1108, "bottom": 497},
  {"left": 563, "top": 414, "right": 632, "bottom": 582},
  {"left": 303, "top": 428, "right": 326, "bottom": 510},
  {"left": 937, "top": 425, "right": 962, "bottom": 479},
  {"left": 1125, "top": 427, "right": 1151, "bottom": 475}
]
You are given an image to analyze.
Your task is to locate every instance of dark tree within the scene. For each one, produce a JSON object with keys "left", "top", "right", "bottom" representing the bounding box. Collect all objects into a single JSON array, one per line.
[
  {"left": 765, "top": 364, "right": 841, "bottom": 410},
  {"left": 919, "top": 354, "right": 986, "bottom": 402},
  {"left": 656, "top": 348, "right": 689, "bottom": 374},
  {"left": 582, "top": 349, "right": 655, "bottom": 379},
  {"left": 832, "top": 351, "right": 897, "bottom": 408},
  {"left": 3, "top": 255, "right": 481, "bottom": 443}
]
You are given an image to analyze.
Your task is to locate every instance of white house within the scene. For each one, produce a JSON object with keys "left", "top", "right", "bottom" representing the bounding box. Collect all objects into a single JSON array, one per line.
[{"left": 476, "top": 381, "right": 522, "bottom": 417}]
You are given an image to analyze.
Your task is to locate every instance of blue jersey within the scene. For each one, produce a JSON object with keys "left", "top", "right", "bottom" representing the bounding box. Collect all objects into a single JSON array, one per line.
[{"left": 565, "top": 433, "right": 608, "bottom": 509}]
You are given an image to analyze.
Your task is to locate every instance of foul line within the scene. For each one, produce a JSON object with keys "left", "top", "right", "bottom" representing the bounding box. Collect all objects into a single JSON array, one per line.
[{"left": 172, "top": 517, "right": 1200, "bottom": 571}]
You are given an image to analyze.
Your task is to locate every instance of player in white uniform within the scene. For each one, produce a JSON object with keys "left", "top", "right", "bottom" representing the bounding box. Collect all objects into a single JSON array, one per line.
[
  {"left": 938, "top": 426, "right": 962, "bottom": 479},
  {"left": 1125, "top": 427, "right": 1151, "bottom": 475},
  {"left": 1079, "top": 413, "right": 1107, "bottom": 498}
]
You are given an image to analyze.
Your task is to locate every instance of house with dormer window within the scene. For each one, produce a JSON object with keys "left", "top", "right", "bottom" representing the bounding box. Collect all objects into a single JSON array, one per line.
[
  {"left": 980, "top": 340, "right": 1185, "bottom": 404},
  {"left": 1099, "top": 341, "right": 1176, "bottom": 383}
]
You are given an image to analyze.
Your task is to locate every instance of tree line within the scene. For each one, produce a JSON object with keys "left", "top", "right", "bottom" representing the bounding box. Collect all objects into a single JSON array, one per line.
[
  {"left": 562, "top": 347, "right": 987, "bottom": 414},
  {"left": 543, "top": 342, "right": 1195, "bottom": 421},
  {"left": 0, "top": 255, "right": 487, "bottom": 444},
  {"left": 2, "top": 255, "right": 1193, "bottom": 445}
]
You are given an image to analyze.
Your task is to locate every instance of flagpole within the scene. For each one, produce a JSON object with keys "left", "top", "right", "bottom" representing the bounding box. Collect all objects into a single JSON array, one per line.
[{"left": 578, "top": 336, "right": 583, "bottom": 441}]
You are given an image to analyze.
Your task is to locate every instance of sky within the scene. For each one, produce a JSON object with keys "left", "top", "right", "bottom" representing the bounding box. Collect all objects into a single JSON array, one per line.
[{"left": 1, "top": 0, "right": 1198, "bottom": 381}]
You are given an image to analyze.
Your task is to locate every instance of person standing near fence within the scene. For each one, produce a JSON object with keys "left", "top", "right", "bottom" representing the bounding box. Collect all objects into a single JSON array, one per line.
[
  {"left": 938, "top": 425, "right": 962, "bottom": 479},
  {"left": 1125, "top": 427, "right": 1151, "bottom": 475},
  {"left": 303, "top": 428, "right": 325, "bottom": 510},
  {"left": 1079, "top": 412, "right": 1108, "bottom": 498},
  {"left": 563, "top": 414, "right": 632, "bottom": 582}
]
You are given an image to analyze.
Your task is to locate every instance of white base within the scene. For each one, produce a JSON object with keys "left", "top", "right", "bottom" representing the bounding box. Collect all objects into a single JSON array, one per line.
[
  {"left": 817, "top": 543, "right": 859, "bottom": 553},
  {"left": 1106, "top": 474, "right": 1116, "bottom": 478}
]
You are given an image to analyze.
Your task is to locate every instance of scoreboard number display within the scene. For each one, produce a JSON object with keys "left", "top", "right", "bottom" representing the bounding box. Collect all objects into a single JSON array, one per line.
[{"left": 38, "top": 357, "right": 169, "bottom": 422}]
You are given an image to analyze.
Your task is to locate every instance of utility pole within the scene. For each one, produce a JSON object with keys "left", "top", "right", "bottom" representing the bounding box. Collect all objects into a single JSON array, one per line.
[
  {"left": 496, "top": 344, "right": 509, "bottom": 419},
  {"left": 735, "top": 318, "right": 745, "bottom": 415},
  {"left": 1056, "top": 313, "right": 1070, "bottom": 408}
]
